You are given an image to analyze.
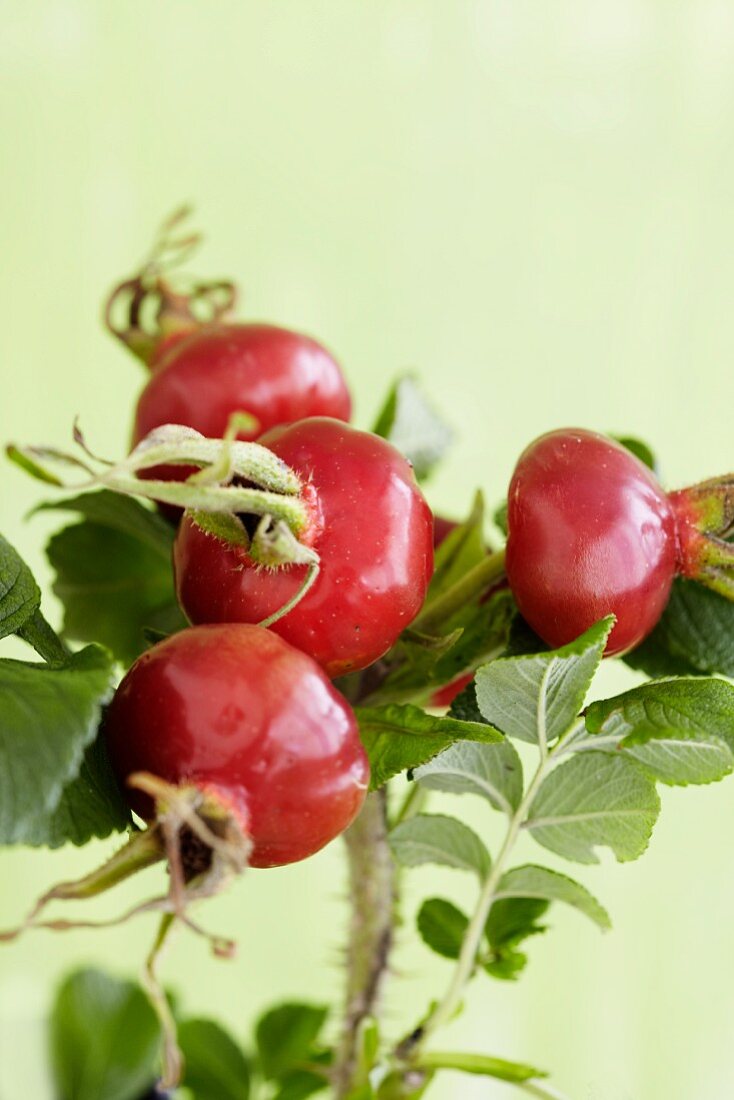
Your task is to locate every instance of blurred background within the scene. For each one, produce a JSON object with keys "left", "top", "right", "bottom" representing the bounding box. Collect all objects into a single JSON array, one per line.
[{"left": 2, "top": 2, "right": 734, "bottom": 1097}]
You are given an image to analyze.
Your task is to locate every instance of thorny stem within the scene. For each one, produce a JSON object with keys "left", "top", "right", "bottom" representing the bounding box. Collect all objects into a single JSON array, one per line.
[
  {"left": 333, "top": 554, "right": 510, "bottom": 1096},
  {"left": 333, "top": 788, "right": 396, "bottom": 1098},
  {"left": 413, "top": 548, "right": 506, "bottom": 635}
]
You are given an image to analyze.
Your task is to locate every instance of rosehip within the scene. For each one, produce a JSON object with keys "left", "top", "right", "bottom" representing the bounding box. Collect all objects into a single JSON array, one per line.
[
  {"left": 134, "top": 323, "right": 351, "bottom": 444},
  {"left": 505, "top": 428, "right": 677, "bottom": 655},
  {"left": 104, "top": 624, "right": 369, "bottom": 868},
  {"left": 173, "top": 419, "right": 434, "bottom": 677}
]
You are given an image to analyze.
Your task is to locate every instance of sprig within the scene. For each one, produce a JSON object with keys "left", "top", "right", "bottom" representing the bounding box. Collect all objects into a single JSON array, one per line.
[{"left": 376, "top": 617, "right": 734, "bottom": 1095}]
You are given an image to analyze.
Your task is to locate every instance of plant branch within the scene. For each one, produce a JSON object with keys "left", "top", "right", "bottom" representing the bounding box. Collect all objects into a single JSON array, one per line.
[
  {"left": 396, "top": 704, "right": 594, "bottom": 1072},
  {"left": 333, "top": 788, "right": 396, "bottom": 1098},
  {"left": 408, "top": 755, "right": 549, "bottom": 1050}
]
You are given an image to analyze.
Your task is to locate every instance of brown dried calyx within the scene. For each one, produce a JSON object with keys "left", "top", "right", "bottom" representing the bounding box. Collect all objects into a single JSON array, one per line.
[
  {"left": 104, "top": 205, "right": 236, "bottom": 366},
  {"left": 0, "top": 773, "right": 252, "bottom": 1089}
]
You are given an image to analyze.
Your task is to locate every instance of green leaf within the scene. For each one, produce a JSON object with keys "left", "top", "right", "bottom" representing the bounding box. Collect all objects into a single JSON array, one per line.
[
  {"left": 493, "top": 501, "right": 508, "bottom": 536},
  {"left": 43, "top": 490, "right": 184, "bottom": 665},
  {"left": 389, "top": 813, "right": 490, "bottom": 877},
  {"left": 414, "top": 740, "right": 524, "bottom": 816},
  {"left": 376, "top": 1074, "right": 428, "bottom": 1100},
  {"left": 526, "top": 752, "right": 660, "bottom": 864},
  {"left": 474, "top": 618, "right": 613, "bottom": 745},
  {"left": 178, "top": 1019, "right": 250, "bottom": 1099},
  {"left": 486, "top": 896, "right": 548, "bottom": 947},
  {"left": 416, "top": 898, "right": 469, "bottom": 960},
  {"left": 419, "top": 1051, "right": 548, "bottom": 1083},
  {"left": 428, "top": 492, "right": 488, "bottom": 601},
  {"left": 625, "top": 578, "right": 734, "bottom": 679},
  {"left": 355, "top": 1017, "right": 379, "bottom": 1080},
  {"left": 588, "top": 676, "right": 734, "bottom": 743},
  {"left": 429, "top": 590, "right": 515, "bottom": 689},
  {"left": 622, "top": 735, "right": 733, "bottom": 786},
  {"left": 355, "top": 704, "right": 503, "bottom": 790},
  {"left": 0, "top": 532, "right": 41, "bottom": 641},
  {"left": 0, "top": 645, "right": 115, "bottom": 844},
  {"left": 51, "top": 968, "right": 160, "bottom": 1100},
  {"left": 483, "top": 896, "right": 548, "bottom": 979},
  {"left": 372, "top": 375, "right": 453, "bottom": 480},
  {"left": 377, "top": 588, "right": 515, "bottom": 703},
  {"left": 495, "top": 864, "right": 611, "bottom": 930},
  {"left": 18, "top": 735, "right": 131, "bottom": 848},
  {"left": 271, "top": 1065, "right": 330, "bottom": 1100},
  {"left": 613, "top": 435, "right": 656, "bottom": 471},
  {"left": 585, "top": 677, "right": 734, "bottom": 786},
  {"left": 255, "top": 1003, "right": 328, "bottom": 1080}
]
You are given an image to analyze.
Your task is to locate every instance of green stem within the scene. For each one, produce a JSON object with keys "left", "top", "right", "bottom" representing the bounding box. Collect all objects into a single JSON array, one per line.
[
  {"left": 142, "top": 913, "right": 183, "bottom": 1088},
  {"left": 390, "top": 780, "right": 428, "bottom": 829},
  {"left": 16, "top": 609, "right": 69, "bottom": 665},
  {"left": 413, "top": 548, "right": 506, "bottom": 635},
  {"left": 404, "top": 748, "right": 550, "bottom": 1052}
]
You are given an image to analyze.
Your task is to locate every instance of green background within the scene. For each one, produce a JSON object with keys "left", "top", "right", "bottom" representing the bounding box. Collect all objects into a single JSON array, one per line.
[{"left": 2, "top": 2, "right": 734, "bottom": 1097}]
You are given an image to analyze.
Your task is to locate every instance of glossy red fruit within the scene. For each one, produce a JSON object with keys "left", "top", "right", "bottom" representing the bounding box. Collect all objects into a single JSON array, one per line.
[
  {"left": 104, "top": 624, "right": 369, "bottom": 868},
  {"left": 174, "top": 418, "right": 434, "bottom": 677},
  {"left": 505, "top": 429, "right": 677, "bottom": 656},
  {"left": 132, "top": 322, "right": 351, "bottom": 463}
]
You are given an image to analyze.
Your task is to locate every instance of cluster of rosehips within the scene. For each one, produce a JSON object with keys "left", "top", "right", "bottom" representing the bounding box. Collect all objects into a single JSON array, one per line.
[{"left": 103, "top": 225, "right": 734, "bottom": 874}]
